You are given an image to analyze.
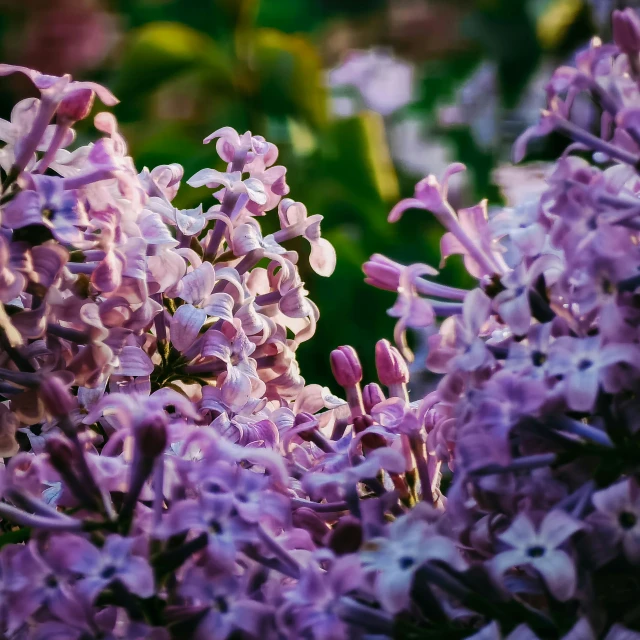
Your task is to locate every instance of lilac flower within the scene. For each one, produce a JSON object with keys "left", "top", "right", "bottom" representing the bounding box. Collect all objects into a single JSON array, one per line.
[
  {"left": 168, "top": 262, "right": 235, "bottom": 350},
  {"left": 328, "top": 49, "right": 414, "bottom": 116},
  {"left": 1, "top": 542, "right": 82, "bottom": 629},
  {"left": 161, "top": 493, "right": 256, "bottom": 570},
  {"left": 547, "top": 335, "right": 640, "bottom": 411},
  {"left": 187, "top": 168, "right": 267, "bottom": 207},
  {"left": 389, "top": 164, "right": 503, "bottom": 278},
  {"left": 275, "top": 199, "right": 336, "bottom": 277},
  {"left": 361, "top": 509, "right": 467, "bottom": 613},
  {"left": 426, "top": 288, "right": 493, "bottom": 374},
  {"left": 278, "top": 553, "right": 364, "bottom": 640},
  {"left": 591, "top": 479, "right": 640, "bottom": 563},
  {"left": 200, "top": 320, "right": 264, "bottom": 410},
  {"left": 3, "top": 175, "right": 88, "bottom": 244},
  {"left": 0, "top": 65, "right": 118, "bottom": 107},
  {"left": 48, "top": 534, "right": 154, "bottom": 602},
  {"left": 0, "top": 98, "right": 73, "bottom": 172},
  {"left": 5, "top": 39, "right": 640, "bottom": 638},
  {"left": 179, "top": 568, "right": 272, "bottom": 640},
  {"left": 493, "top": 255, "right": 562, "bottom": 336},
  {"left": 489, "top": 512, "right": 582, "bottom": 601}
]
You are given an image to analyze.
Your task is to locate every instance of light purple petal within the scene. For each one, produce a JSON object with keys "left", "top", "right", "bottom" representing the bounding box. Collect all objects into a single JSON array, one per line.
[
  {"left": 221, "top": 364, "right": 252, "bottom": 411},
  {"left": 592, "top": 480, "right": 631, "bottom": 517},
  {"left": 201, "top": 330, "right": 231, "bottom": 361},
  {"left": 388, "top": 197, "right": 428, "bottom": 223},
  {"left": 180, "top": 262, "right": 215, "bottom": 305},
  {"left": 138, "top": 211, "right": 177, "bottom": 246},
  {"left": 147, "top": 249, "right": 186, "bottom": 293},
  {"left": 506, "top": 625, "right": 541, "bottom": 640},
  {"left": 499, "top": 514, "right": 537, "bottom": 550},
  {"left": 566, "top": 368, "right": 599, "bottom": 412},
  {"left": 496, "top": 291, "right": 531, "bottom": 336},
  {"left": 3, "top": 190, "right": 44, "bottom": 228},
  {"left": 243, "top": 177, "right": 268, "bottom": 205},
  {"left": 533, "top": 550, "right": 576, "bottom": 601},
  {"left": 233, "top": 224, "right": 263, "bottom": 254},
  {"left": 600, "top": 343, "right": 640, "bottom": 368},
  {"left": 170, "top": 304, "right": 206, "bottom": 352},
  {"left": 201, "top": 292, "right": 234, "bottom": 321},
  {"left": 376, "top": 567, "right": 412, "bottom": 614},
  {"left": 120, "top": 556, "right": 155, "bottom": 598},
  {"left": 187, "top": 168, "right": 233, "bottom": 189},
  {"left": 539, "top": 511, "right": 583, "bottom": 548},
  {"left": 115, "top": 346, "right": 155, "bottom": 377},
  {"left": 488, "top": 549, "right": 528, "bottom": 582},
  {"left": 463, "top": 288, "right": 491, "bottom": 335},
  {"left": 309, "top": 237, "right": 337, "bottom": 277}
]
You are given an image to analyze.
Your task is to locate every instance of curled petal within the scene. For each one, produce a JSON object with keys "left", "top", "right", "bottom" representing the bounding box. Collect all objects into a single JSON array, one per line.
[
  {"left": 309, "top": 237, "right": 336, "bottom": 277},
  {"left": 202, "top": 292, "right": 234, "bottom": 321},
  {"left": 279, "top": 286, "right": 312, "bottom": 318},
  {"left": 388, "top": 197, "right": 427, "bottom": 223}
]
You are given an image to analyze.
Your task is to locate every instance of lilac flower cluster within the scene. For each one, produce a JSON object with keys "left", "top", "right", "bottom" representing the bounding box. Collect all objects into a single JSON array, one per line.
[
  {"left": 4, "top": 9, "right": 640, "bottom": 638},
  {"left": 361, "top": 9, "right": 640, "bottom": 637}
]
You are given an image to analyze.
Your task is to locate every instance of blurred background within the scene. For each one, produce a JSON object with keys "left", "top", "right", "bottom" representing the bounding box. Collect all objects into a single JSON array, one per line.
[{"left": 0, "top": 0, "right": 635, "bottom": 390}]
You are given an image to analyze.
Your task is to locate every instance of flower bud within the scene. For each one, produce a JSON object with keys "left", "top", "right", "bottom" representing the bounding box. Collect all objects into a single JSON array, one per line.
[
  {"left": 135, "top": 415, "right": 168, "bottom": 459},
  {"left": 375, "top": 339, "right": 409, "bottom": 386},
  {"left": 40, "top": 375, "right": 77, "bottom": 418},
  {"left": 293, "top": 412, "right": 318, "bottom": 440},
  {"left": 613, "top": 9, "right": 640, "bottom": 57},
  {"left": 328, "top": 516, "right": 363, "bottom": 555},
  {"left": 292, "top": 507, "right": 330, "bottom": 545},
  {"left": 330, "top": 345, "right": 362, "bottom": 387},
  {"left": 362, "top": 255, "right": 401, "bottom": 291},
  {"left": 353, "top": 414, "right": 386, "bottom": 450},
  {"left": 57, "top": 88, "right": 95, "bottom": 124},
  {"left": 362, "top": 383, "right": 385, "bottom": 414},
  {"left": 46, "top": 436, "right": 75, "bottom": 471}
]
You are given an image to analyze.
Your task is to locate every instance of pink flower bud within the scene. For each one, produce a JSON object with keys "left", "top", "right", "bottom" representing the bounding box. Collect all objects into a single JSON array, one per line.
[
  {"left": 375, "top": 339, "right": 409, "bottom": 386},
  {"left": 613, "top": 9, "right": 640, "bottom": 57},
  {"left": 292, "top": 507, "right": 330, "bottom": 545},
  {"left": 40, "top": 375, "right": 77, "bottom": 417},
  {"left": 57, "top": 88, "right": 95, "bottom": 124},
  {"left": 330, "top": 345, "right": 362, "bottom": 387},
  {"left": 362, "top": 383, "right": 386, "bottom": 413},
  {"left": 362, "top": 255, "right": 402, "bottom": 291}
]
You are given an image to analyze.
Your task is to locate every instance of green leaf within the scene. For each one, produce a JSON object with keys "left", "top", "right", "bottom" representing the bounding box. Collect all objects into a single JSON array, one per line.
[
  {"left": 322, "top": 112, "right": 399, "bottom": 215},
  {"left": 0, "top": 526, "right": 30, "bottom": 549},
  {"left": 465, "top": 2, "right": 541, "bottom": 108},
  {"left": 214, "top": 0, "right": 259, "bottom": 29},
  {"left": 113, "top": 21, "right": 232, "bottom": 116},
  {"left": 249, "top": 28, "right": 327, "bottom": 128}
]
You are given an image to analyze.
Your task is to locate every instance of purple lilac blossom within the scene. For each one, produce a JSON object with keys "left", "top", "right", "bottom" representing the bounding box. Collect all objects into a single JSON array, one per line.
[{"left": 3, "top": 19, "right": 640, "bottom": 638}]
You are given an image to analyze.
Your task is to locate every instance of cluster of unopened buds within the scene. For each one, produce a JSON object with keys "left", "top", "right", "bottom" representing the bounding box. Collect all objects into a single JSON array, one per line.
[{"left": 4, "top": 7, "right": 640, "bottom": 639}]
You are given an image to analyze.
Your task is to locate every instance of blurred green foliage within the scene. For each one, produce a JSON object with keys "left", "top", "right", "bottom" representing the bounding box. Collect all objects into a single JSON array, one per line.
[{"left": 0, "top": 0, "right": 600, "bottom": 390}]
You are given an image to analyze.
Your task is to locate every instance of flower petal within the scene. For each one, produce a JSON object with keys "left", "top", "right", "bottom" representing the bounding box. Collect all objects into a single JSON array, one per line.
[{"left": 170, "top": 304, "right": 206, "bottom": 352}]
